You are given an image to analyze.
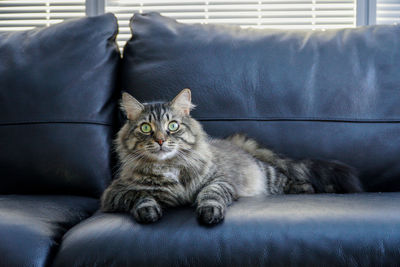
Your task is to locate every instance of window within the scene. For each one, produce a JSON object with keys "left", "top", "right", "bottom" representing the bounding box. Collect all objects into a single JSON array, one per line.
[
  {"left": 377, "top": 0, "right": 400, "bottom": 24},
  {"left": 105, "top": 0, "right": 356, "bottom": 48},
  {"left": 0, "top": 0, "right": 85, "bottom": 31},
  {"left": 1, "top": 0, "right": 399, "bottom": 47}
]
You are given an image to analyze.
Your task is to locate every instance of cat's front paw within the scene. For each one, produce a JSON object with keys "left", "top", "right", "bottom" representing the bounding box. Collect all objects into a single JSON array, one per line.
[
  {"left": 196, "top": 205, "right": 225, "bottom": 225},
  {"left": 132, "top": 201, "right": 163, "bottom": 224}
]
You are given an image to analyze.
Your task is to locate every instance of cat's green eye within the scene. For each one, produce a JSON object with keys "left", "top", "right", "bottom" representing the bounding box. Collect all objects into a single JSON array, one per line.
[
  {"left": 168, "top": 121, "right": 179, "bottom": 132},
  {"left": 140, "top": 123, "right": 152, "bottom": 133}
]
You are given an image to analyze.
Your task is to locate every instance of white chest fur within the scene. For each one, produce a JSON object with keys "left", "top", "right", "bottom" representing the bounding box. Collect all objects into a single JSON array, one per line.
[{"left": 151, "top": 164, "right": 181, "bottom": 183}]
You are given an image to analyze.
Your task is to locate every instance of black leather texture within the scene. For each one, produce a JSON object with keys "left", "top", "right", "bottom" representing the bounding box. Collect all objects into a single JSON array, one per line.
[
  {"left": 0, "top": 195, "right": 98, "bottom": 267},
  {"left": 122, "top": 12, "right": 400, "bottom": 192},
  {"left": 0, "top": 14, "right": 120, "bottom": 197},
  {"left": 53, "top": 193, "right": 400, "bottom": 267}
]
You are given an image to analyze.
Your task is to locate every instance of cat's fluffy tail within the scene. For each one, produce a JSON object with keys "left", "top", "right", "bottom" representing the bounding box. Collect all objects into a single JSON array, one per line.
[
  {"left": 227, "top": 134, "right": 363, "bottom": 193},
  {"left": 296, "top": 159, "right": 363, "bottom": 193}
]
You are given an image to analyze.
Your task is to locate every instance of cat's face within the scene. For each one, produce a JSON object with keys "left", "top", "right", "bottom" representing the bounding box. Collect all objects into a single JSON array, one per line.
[{"left": 118, "top": 89, "right": 197, "bottom": 161}]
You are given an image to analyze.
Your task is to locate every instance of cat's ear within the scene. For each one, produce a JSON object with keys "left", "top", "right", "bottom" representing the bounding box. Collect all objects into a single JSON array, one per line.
[
  {"left": 121, "top": 92, "right": 144, "bottom": 120},
  {"left": 170, "top": 88, "right": 195, "bottom": 115}
]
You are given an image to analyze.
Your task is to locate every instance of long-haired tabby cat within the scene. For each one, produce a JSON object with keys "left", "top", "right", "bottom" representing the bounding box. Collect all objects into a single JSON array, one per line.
[{"left": 101, "top": 89, "right": 363, "bottom": 225}]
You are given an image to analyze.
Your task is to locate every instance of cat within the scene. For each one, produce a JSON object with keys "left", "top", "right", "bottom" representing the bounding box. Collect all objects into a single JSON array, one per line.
[{"left": 101, "top": 88, "right": 363, "bottom": 225}]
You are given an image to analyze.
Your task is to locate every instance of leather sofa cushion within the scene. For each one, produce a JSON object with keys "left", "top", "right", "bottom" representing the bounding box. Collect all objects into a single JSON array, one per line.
[
  {"left": 0, "top": 14, "right": 120, "bottom": 197},
  {"left": 0, "top": 195, "right": 97, "bottom": 267},
  {"left": 122, "top": 12, "right": 400, "bottom": 192},
  {"left": 53, "top": 193, "right": 400, "bottom": 266}
]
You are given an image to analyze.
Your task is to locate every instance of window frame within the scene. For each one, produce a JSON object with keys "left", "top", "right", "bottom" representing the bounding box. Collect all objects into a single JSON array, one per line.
[
  {"left": 357, "top": 0, "right": 377, "bottom": 25},
  {"left": 86, "top": 0, "right": 105, "bottom": 17}
]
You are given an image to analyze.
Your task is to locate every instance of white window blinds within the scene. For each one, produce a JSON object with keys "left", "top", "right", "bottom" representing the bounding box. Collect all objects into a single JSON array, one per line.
[
  {"left": 377, "top": 0, "right": 400, "bottom": 24},
  {"left": 0, "top": 0, "right": 85, "bottom": 31},
  {"left": 106, "top": 0, "right": 356, "bottom": 48}
]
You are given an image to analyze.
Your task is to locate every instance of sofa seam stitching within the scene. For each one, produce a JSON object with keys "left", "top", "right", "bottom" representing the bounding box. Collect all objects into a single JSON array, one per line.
[{"left": 196, "top": 117, "right": 400, "bottom": 123}]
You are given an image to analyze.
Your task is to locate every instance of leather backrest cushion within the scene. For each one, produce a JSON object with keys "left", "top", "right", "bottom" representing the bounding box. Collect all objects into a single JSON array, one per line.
[
  {"left": 0, "top": 14, "right": 120, "bottom": 197},
  {"left": 122, "top": 12, "right": 400, "bottom": 192}
]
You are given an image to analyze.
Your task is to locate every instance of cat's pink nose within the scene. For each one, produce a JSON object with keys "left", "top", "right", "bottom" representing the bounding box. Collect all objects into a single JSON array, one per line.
[{"left": 156, "top": 139, "right": 164, "bottom": 146}]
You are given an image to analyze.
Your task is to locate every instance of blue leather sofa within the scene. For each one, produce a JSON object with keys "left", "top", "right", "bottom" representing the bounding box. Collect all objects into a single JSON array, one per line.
[{"left": 1, "top": 12, "right": 399, "bottom": 267}]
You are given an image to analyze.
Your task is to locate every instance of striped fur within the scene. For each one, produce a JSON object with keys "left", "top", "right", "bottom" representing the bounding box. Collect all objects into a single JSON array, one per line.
[{"left": 101, "top": 89, "right": 363, "bottom": 225}]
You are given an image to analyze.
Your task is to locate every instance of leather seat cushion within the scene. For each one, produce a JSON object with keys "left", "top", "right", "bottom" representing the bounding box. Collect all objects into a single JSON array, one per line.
[
  {"left": 53, "top": 193, "right": 400, "bottom": 266},
  {"left": 0, "top": 195, "right": 98, "bottom": 267}
]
